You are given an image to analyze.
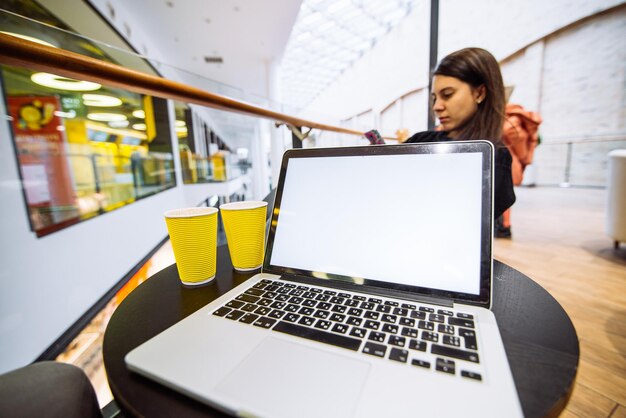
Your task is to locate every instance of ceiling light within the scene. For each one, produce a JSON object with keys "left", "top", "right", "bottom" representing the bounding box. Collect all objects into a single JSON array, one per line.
[
  {"left": 175, "top": 120, "right": 186, "bottom": 127},
  {"left": 85, "top": 122, "right": 147, "bottom": 139},
  {"left": 132, "top": 110, "right": 145, "bottom": 119},
  {"left": 108, "top": 120, "right": 129, "bottom": 128},
  {"left": 87, "top": 113, "right": 127, "bottom": 122},
  {"left": 82, "top": 94, "right": 122, "bottom": 107},
  {"left": 31, "top": 72, "right": 101, "bottom": 91},
  {"left": 176, "top": 126, "right": 188, "bottom": 133},
  {"left": 132, "top": 123, "right": 147, "bottom": 131},
  {"left": 0, "top": 31, "right": 56, "bottom": 48}
]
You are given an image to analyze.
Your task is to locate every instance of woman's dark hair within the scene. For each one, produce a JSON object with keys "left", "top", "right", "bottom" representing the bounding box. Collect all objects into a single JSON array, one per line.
[{"left": 434, "top": 47, "right": 505, "bottom": 143}]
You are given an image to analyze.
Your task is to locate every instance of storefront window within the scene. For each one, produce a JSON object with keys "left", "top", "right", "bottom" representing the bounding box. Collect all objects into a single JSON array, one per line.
[
  {"left": 1, "top": 2, "right": 176, "bottom": 236},
  {"left": 2, "top": 65, "right": 176, "bottom": 236}
]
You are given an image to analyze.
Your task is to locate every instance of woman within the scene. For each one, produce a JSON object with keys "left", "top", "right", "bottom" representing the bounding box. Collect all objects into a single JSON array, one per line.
[{"left": 405, "top": 47, "right": 515, "bottom": 220}]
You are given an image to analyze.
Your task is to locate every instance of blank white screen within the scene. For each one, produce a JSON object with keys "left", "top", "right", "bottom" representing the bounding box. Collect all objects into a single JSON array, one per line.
[{"left": 270, "top": 152, "right": 484, "bottom": 295}]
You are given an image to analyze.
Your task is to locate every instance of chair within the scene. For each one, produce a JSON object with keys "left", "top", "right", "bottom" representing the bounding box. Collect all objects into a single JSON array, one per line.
[
  {"left": 0, "top": 361, "right": 103, "bottom": 418},
  {"left": 606, "top": 149, "right": 626, "bottom": 249}
]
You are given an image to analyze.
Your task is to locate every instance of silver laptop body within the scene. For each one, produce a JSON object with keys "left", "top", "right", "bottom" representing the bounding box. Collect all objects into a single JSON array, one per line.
[{"left": 126, "top": 141, "right": 523, "bottom": 418}]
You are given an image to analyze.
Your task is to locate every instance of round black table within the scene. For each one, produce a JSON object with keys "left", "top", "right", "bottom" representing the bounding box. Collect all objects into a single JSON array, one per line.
[{"left": 103, "top": 248, "right": 579, "bottom": 418}]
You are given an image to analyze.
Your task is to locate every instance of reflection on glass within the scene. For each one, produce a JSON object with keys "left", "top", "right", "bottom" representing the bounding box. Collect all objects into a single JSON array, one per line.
[{"left": 3, "top": 64, "right": 176, "bottom": 236}]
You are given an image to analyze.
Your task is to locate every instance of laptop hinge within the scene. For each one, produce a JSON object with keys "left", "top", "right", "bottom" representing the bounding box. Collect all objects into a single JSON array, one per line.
[{"left": 277, "top": 274, "right": 454, "bottom": 308}]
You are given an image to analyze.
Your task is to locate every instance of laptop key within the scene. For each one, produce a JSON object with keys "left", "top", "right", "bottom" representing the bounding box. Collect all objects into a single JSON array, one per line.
[
  {"left": 381, "top": 314, "right": 397, "bottom": 324},
  {"left": 429, "top": 314, "right": 445, "bottom": 323},
  {"left": 253, "top": 317, "right": 277, "bottom": 329},
  {"left": 376, "top": 305, "right": 391, "bottom": 313},
  {"left": 438, "top": 324, "right": 455, "bottom": 335},
  {"left": 401, "top": 303, "right": 416, "bottom": 310},
  {"left": 435, "top": 358, "right": 455, "bottom": 374},
  {"left": 212, "top": 307, "right": 231, "bottom": 317},
  {"left": 313, "top": 310, "right": 330, "bottom": 319},
  {"left": 443, "top": 336, "right": 461, "bottom": 347},
  {"left": 284, "top": 313, "right": 300, "bottom": 323},
  {"left": 411, "top": 359, "right": 430, "bottom": 368},
  {"left": 298, "top": 316, "right": 315, "bottom": 326},
  {"left": 236, "top": 294, "right": 260, "bottom": 304},
  {"left": 314, "top": 320, "right": 332, "bottom": 330},
  {"left": 382, "top": 324, "right": 398, "bottom": 334},
  {"left": 225, "top": 300, "right": 245, "bottom": 309},
  {"left": 298, "top": 307, "right": 314, "bottom": 316},
  {"left": 302, "top": 299, "right": 317, "bottom": 307},
  {"left": 419, "top": 306, "right": 434, "bottom": 313},
  {"left": 409, "top": 339, "right": 426, "bottom": 351},
  {"left": 457, "top": 312, "right": 474, "bottom": 319},
  {"left": 347, "top": 316, "right": 363, "bottom": 326},
  {"left": 329, "top": 313, "right": 346, "bottom": 322},
  {"left": 459, "top": 328, "right": 478, "bottom": 350},
  {"left": 331, "top": 305, "right": 347, "bottom": 313},
  {"left": 338, "top": 293, "right": 352, "bottom": 298},
  {"left": 448, "top": 317, "right": 475, "bottom": 329},
  {"left": 275, "top": 294, "right": 290, "bottom": 302},
  {"left": 257, "top": 298, "right": 273, "bottom": 307},
  {"left": 421, "top": 331, "right": 439, "bottom": 342},
  {"left": 418, "top": 320, "right": 434, "bottom": 331},
  {"left": 364, "top": 311, "right": 380, "bottom": 320},
  {"left": 242, "top": 303, "right": 258, "bottom": 312},
  {"left": 270, "top": 301, "right": 286, "bottom": 309},
  {"left": 388, "top": 335, "right": 406, "bottom": 347},
  {"left": 225, "top": 310, "right": 245, "bottom": 320},
  {"left": 461, "top": 371, "right": 482, "bottom": 381},
  {"left": 368, "top": 297, "right": 382, "bottom": 304},
  {"left": 393, "top": 308, "right": 408, "bottom": 316},
  {"left": 431, "top": 344, "right": 479, "bottom": 363},
  {"left": 239, "top": 313, "right": 259, "bottom": 324},
  {"left": 254, "top": 306, "right": 271, "bottom": 316},
  {"left": 401, "top": 327, "right": 418, "bottom": 338},
  {"left": 364, "top": 320, "right": 380, "bottom": 330},
  {"left": 245, "top": 288, "right": 265, "bottom": 297},
  {"left": 349, "top": 327, "right": 367, "bottom": 339},
  {"left": 273, "top": 321, "right": 361, "bottom": 351},
  {"left": 331, "top": 323, "right": 349, "bottom": 334},
  {"left": 317, "top": 302, "right": 332, "bottom": 310},
  {"left": 284, "top": 304, "right": 299, "bottom": 313},
  {"left": 399, "top": 317, "right": 415, "bottom": 327},
  {"left": 410, "top": 311, "right": 426, "bottom": 320},
  {"left": 352, "top": 295, "right": 366, "bottom": 301},
  {"left": 389, "top": 348, "right": 408, "bottom": 363},
  {"left": 438, "top": 309, "right": 454, "bottom": 316},
  {"left": 362, "top": 342, "right": 386, "bottom": 357},
  {"left": 347, "top": 308, "right": 363, "bottom": 317},
  {"left": 368, "top": 331, "right": 386, "bottom": 343},
  {"left": 344, "top": 299, "right": 360, "bottom": 307},
  {"left": 330, "top": 297, "right": 345, "bottom": 304},
  {"left": 268, "top": 309, "right": 286, "bottom": 319}
]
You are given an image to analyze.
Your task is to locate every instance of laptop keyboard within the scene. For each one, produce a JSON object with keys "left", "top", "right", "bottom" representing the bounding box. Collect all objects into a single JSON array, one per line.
[{"left": 212, "top": 278, "right": 483, "bottom": 381}]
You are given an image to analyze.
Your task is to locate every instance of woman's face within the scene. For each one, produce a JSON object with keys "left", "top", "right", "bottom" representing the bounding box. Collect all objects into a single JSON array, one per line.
[{"left": 431, "top": 75, "right": 485, "bottom": 139}]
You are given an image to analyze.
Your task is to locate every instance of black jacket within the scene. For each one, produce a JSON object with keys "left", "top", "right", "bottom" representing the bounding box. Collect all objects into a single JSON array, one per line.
[{"left": 405, "top": 131, "right": 515, "bottom": 219}]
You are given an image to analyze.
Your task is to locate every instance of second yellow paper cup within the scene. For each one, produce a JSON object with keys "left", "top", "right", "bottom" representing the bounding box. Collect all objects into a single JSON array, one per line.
[
  {"left": 164, "top": 207, "right": 219, "bottom": 286},
  {"left": 220, "top": 201, "right": 267, "bottom": 271}
]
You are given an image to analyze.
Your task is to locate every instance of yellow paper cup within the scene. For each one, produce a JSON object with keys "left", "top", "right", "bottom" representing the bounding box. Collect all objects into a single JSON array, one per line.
[
  {"left": 220, "top": 201, "right": 268, "bottom": 272},
  {"left": 164, "top": 207, "right": 219, "bottom": 286}
]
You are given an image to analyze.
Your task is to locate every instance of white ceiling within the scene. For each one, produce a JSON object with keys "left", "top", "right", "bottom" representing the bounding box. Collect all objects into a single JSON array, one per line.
[{"left": 98, "top": 0, "right": 303, "bottom": 99}]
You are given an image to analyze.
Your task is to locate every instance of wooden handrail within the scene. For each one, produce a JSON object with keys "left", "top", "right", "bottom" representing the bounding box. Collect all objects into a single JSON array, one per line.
[{"left": 0, "top": 33, "right": 396, "bottom": 140}]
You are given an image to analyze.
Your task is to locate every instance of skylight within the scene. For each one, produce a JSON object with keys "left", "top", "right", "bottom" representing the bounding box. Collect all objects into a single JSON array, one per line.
[{"left": 281, "top": 0, "right": 415, "bottom": 110}]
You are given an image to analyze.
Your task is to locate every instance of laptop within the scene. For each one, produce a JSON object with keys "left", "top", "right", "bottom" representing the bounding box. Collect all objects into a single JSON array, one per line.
[{"left": 126, "top": 140, "right": 523, "bottom": 418}]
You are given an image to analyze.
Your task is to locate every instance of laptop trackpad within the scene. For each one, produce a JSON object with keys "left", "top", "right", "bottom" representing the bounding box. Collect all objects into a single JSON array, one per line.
[{"left": 215, "top": 337, "right": 370, "bottom": 418}]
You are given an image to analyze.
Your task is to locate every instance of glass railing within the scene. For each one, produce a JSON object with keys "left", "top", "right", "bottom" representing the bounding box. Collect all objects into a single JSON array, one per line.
[{"left": 530, "top": 136, "right": 626, "bottom": 188}]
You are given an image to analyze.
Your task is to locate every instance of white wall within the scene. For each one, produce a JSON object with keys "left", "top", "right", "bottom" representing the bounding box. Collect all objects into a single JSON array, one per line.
[{"left": 303, "top": 0, "right": 626, "bottom": 186}]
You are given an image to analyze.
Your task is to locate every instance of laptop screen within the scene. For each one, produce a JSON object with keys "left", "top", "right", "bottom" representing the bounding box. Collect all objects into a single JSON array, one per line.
[{"left": 264, "top": 142, "right": 493, "bottom": 307}]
